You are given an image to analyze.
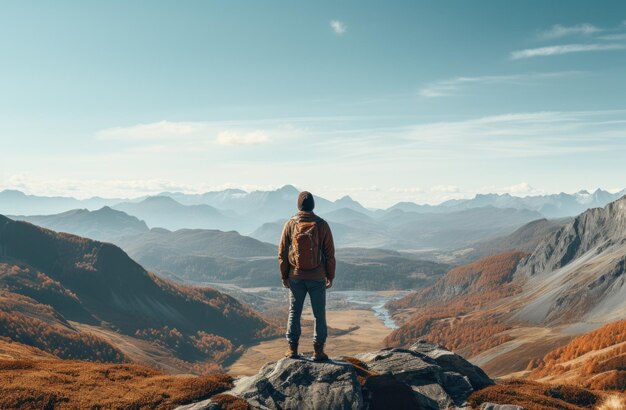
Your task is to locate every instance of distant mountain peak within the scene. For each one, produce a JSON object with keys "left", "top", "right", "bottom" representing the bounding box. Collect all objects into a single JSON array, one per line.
[
  {"left": 277, "top": 184, "right": 299, "bottom": 194},
  {"left": 336, "top": 195, "right": 355, "bottom": 202},
  {"left": 141, "top": 196, "right": 181, "bottom": 205},
  {"left": 1, "top": 189, "right": 26, "bottom": 195}
]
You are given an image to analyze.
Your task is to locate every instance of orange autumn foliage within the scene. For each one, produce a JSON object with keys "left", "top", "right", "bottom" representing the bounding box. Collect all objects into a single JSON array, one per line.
[
  {"left": 385, "top": 252, "right": 526, "bottom": 355},
  {"left": 529, "top": 319, "right": 626, "bottom": 390},
  {"left": 0, "top": 356, "right": 235, "bottom": 410},
  {"left": 469, "top": 379, "right": 601, "bottom": 410},
  {"left": 0, "top": 291, "right": 125, "bottom": 363},
  {"left": 135, "top": 326, "right": 234, "bottom": 363}
]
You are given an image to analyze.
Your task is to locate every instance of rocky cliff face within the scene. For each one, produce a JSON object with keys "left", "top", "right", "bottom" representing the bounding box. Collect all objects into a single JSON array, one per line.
[
  {"left": 176, "top": 341, "right": 496, "bottom": 410},
  {"left": 512, "top": 196, "right": 626, "bottom": 325},
  {"left": 517, "top": 195, "right": 626, "bottom": 277}
]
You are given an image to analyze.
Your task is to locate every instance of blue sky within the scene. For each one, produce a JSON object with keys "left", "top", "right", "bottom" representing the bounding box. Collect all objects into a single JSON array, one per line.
[{"left": 1, "top": 0, "right": 625, "bottom": 207}]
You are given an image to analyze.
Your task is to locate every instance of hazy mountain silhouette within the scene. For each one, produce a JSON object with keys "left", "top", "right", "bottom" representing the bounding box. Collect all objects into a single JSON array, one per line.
[
  {"left": 433, "top": 189, "right": 626, "bottom": 218},
  {"left": 456, "top": 217, "right": 570, "bottom": 263},
  {"left": 254, "top": 206, "right": 544, "bottom": 251},
  {"left": 0, "top": 189, "right": 123, "bottom": 215},
  {"left": 10, "top": 207, "right": 149, "bottom": 242},
  {"left": 117, "top": 228, "right": 277, "bottom": 259},
  {"left": 112, "top": 196, "right": 239, "bottom": 231}
]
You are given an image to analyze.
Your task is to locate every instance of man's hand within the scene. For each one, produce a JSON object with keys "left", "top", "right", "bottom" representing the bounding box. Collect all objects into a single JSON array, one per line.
[
  {"left": 281, "top": 278, "right": 290, "bottom": 289},
  {"left": 326, "top": 278, "right": 333, "bottom": 289}
]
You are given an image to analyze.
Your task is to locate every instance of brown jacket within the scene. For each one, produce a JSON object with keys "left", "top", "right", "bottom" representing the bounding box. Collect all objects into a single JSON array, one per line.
[{"left": 278, "top": 211, "right": 336, "bottom": 281}]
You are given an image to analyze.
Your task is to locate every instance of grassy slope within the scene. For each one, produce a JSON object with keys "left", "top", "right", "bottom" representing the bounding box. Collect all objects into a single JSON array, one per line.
[{"left": 0, "top": 338, "right": 247, "bottom": 410}]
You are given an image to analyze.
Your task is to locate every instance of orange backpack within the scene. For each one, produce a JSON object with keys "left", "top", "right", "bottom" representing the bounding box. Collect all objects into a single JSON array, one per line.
[{"left": 289, "top": 216, "right": 323, "bottom": 270}]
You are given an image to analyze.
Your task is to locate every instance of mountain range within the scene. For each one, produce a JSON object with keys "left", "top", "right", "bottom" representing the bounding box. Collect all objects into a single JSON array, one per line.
[{"left": 2, "top": 185, "right": 624, "bottom": 223}]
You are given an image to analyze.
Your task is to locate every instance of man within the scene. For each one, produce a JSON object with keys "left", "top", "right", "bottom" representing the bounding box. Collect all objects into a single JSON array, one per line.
[{"left": 278, "top": 191, "right": 336, "bottom": 361}]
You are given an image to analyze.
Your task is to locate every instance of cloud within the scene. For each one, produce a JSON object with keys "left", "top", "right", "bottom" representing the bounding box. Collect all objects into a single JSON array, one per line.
[
  {"left": 330, "top": 20, "right": 346, "bottom": 35},
  {"left": 540, "top": 23, "right": 601, "bottom": 39},
  {"left": 96, "top": 120, "right": 206, "bottom": 141},
  {"left": 2, "top": 174, "right": 283, "bottom": 199},
  {"left": 418, "top": 71, "right": 580, "bottom": 98},
  {"left": 598, "top": 33, "right": 626, "bottom": 41},
  {"left": 404, "top": 109, "right": 626, "bottom": 158},
  {"left": 510, "top": 43, "right": 626, "bottom": 59},
  {"left": 95, "top": 120, "right": 279, "bottom": 151},
  {"left": 390, "top": 186, "right": 424, "bottom": 194},
  {"left": 431, "top": 185, "right": 460, "bottom": 194},
  {"left": 216, "top": 130, "right": 270, "bottom": 145},
  {"left": 503, "top": 182, "right": 540, "bottom": 195}
]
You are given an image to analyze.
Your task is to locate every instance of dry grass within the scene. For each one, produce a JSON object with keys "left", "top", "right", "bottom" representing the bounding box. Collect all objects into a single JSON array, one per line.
[
  {"left": 0, "top": 357, "right": 234, "bottom": 409},
  {"left": 469, "top": 379, "right": 601, "bottom": 410},
  {"left": 342, "top": 356, "right": 378, "bottom": 385},
  {"left": 597, "top": 394, "right": 626, "bottom": 410},
  {"left": 211, "top": 394, "right": 250, "bottom": 410},
  {"left": 528, "top": 319, "right": 626, "bottom": 390}
]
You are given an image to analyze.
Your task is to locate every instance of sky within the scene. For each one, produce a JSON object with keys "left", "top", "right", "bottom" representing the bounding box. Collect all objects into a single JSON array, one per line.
[{"left": 1, "top": 0, "right": 626, "bottom": 208}]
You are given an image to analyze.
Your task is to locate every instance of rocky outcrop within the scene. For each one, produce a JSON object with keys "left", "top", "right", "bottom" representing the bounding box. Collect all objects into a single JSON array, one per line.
[{"left": 177, "top": 341, "right": 497, "bottom": 410}]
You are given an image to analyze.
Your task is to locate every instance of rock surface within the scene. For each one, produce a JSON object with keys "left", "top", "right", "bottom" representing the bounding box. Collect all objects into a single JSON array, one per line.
[
  {"left": 480, "top": 404, "right": 526, "bottom": 410},
  {"left": 176, "top": 341, "right": 505, "bottom": 410},
  {"left": 517, "top": 195, "right": 626, "bottom": 277}
]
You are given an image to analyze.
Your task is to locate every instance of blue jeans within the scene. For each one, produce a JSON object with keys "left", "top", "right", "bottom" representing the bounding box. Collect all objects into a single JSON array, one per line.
[{"left": 286, "top": 278, "right": 327, "bottom": 345}]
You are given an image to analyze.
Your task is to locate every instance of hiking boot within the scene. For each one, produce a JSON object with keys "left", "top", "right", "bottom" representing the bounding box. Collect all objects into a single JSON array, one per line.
[
  {"left": 312, "top": 342, "right": 329, "bottom": 361},
  {"left": 285, "top": 342, "right": 298, "bottom": 358}
]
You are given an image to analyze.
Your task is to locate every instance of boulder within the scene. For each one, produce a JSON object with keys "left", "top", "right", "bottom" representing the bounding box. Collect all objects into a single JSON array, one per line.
[
  {"left": 355, "top": 345, "right": 479, "bottom": 410},
  {"left": 231, "top": 357, "right": 362, "bottom": 410}
]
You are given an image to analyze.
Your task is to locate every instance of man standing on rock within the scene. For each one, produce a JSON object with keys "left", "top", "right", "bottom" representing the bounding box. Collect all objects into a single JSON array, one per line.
[{"left": 278, "top": 191, "right": 336, "bottom": 361}]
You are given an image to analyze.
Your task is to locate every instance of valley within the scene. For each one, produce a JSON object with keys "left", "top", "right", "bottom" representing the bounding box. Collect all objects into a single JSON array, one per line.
[{"left": 227, "top": 308, "right": 394, "bottom": 376}]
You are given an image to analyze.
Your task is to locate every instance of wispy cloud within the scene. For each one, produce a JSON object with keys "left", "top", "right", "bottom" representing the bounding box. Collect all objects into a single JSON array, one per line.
[
  {"left": 598, "top": 33, "right": 626, "bottom": 41},
  {"left": 216, "top": 130, "right": 270, "bottom": 145},
  {"left": 96, "top": 120, "right": 280, "bottom": 149},
  {"left": 403, "top": 110, "right": 626, "bottom": 158},
  {"left": 330, "top": 20, "right": 346, "bottom": 35},
  {"left": 418, "top": 71, "right": 580, "bottom": 98},
  {"left": 539, "top": 23, "right": 601, "bottom": 39},
  {"left": 96, "top": 120, "right": 205, "bottom": 141},
  {"left": 510, "top": 43, "right": 626, "bottom": 59}
]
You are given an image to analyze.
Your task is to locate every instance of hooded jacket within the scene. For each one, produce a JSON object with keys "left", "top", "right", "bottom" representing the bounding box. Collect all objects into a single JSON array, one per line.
[{"left": 278, "top": 211, "right": 336, "bottom": 281}]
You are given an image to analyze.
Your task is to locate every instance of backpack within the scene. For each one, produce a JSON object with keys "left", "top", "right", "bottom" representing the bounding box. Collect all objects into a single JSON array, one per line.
[{"left": 289, "top": 216, "right": 323, "bottom": 270}]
